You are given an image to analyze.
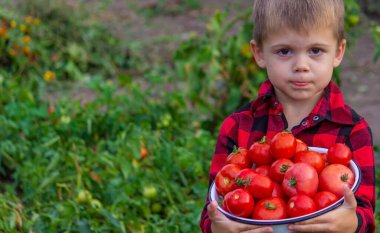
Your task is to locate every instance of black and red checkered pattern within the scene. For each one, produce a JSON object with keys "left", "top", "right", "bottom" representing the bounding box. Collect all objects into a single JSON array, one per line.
[{"left": 200, "top": 80, "right": 375, "bottom": 233}]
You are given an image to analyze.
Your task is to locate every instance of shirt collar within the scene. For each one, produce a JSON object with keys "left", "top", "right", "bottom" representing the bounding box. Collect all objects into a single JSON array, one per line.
[
  {"left": 254, "top": 80, "right": 359, "bottom": 125},
  {"left": 317, "top": 81, "right": 360, "bottom": 125},
  {"left": 257, "top": 79, "right": 274, "bottom": 102}
]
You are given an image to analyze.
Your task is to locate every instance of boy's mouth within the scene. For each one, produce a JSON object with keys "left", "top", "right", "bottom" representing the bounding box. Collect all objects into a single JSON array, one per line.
[{"left": 291, "top": 81, "right": 309, "bottom": 87}]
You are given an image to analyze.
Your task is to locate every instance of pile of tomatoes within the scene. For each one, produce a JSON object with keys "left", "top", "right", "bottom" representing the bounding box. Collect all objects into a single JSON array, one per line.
[{"left": 214, "top": 131, "right": 355, "bottom": 220}]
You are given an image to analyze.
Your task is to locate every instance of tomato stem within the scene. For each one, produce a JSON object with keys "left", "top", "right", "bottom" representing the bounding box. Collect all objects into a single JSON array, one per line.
[
  {"left": 235, "top": 177, "right": 250, "bottom": 188},
  {"left": 232, "top": 145, "right": 239, "bottom": 154},
  {"left": 280, "top": 164, "right": 289, "bottom": 173},
  {"left": 218, "top": 196, "right": 224, "bottom": 207},
  {"left": 289, "top": 177, "right": 297, "bottom": 187},
  {"left": 224, "top": 177, "right": 231, "bottom": 186},
  {"left": 341, "top": 173, "right": 349, "bottom": 182},
  {"left": 259, "top": 136, "right": 267, "bottom": 144},
  {"left": 264, "top": 202, "right": 276, "bottom": 210}
]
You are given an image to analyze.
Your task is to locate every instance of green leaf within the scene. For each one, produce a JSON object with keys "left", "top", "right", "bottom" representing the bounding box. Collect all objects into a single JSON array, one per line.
[{"left": 77, "top": 219, "right": 91, "bottom": 233}]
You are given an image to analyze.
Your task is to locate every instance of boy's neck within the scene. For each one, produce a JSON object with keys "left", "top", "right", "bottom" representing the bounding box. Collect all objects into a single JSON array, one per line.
[{"left": 275, "top": 90, "right": 323, "bottom": 131}]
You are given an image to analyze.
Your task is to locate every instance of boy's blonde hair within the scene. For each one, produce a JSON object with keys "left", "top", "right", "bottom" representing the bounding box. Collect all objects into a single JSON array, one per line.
[{"left": 253, "top": 0, "right": 345, "bottom": 47}]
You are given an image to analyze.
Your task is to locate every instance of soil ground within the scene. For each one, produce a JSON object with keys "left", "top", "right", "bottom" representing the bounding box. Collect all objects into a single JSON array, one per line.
[{"left": 83, "top": 1, "right": 380, "bottom": 153}]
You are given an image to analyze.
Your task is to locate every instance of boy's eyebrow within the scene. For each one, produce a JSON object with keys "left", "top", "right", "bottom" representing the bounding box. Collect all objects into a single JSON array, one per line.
[{"left": 269, "top": 43, "right": 331, "bottom": 49}]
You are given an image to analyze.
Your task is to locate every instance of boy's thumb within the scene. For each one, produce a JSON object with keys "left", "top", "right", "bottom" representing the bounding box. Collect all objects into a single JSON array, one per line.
[
  {"left": 207, "top": 201, "right": 223, "bottom": 221},
  {"left": 342, "top": 184, "right": 357, "bottom": 209}
]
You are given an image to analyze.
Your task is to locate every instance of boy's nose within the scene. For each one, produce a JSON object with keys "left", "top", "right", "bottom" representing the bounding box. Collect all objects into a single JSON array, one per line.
[{"left": 293, "top": 55, "right": 310, "bottom": 72}]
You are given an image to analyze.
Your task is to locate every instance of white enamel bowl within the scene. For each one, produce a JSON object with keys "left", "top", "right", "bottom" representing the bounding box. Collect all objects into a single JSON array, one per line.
[{"left": 209, "top": 147, "right": 361, "bottom": 233}]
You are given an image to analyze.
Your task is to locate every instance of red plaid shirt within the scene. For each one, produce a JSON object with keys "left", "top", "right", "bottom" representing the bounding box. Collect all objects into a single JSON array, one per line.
[{"left": 200, "top": 80, "right": 375, "bottom": 233}]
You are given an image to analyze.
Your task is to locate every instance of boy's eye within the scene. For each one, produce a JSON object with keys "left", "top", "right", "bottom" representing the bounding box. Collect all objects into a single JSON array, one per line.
[
  {"left": 310, "top": 48, "right": 322, "bottom": 55},
  {"left": 277, "top": 49, "right": 292, "bottom": 56}
]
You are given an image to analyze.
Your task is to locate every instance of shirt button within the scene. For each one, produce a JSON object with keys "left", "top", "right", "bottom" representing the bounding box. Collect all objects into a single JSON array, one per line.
[
  {"left": 313, "top": 115, "right": 320, "bottom": 121},
  {"left": 272, "top": 101, "right": 279, "bottom": 109},
  {"left": 277, "top": 112, "right": 283, "bottom": 117},
  {"left": 301, "top": 121, "right": 308, "bottom": 126}
]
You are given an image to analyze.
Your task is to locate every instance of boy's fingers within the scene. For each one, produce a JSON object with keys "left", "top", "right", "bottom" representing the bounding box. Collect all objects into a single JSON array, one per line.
[
  {"left": 342, "top": 184, "right": 357, "bottom": 209},
  {"left": 207, "top": 201, "right": 224, "bottom": 221},
  {"left": 242, "top": 226, "right": 274, "bottom": 233}
]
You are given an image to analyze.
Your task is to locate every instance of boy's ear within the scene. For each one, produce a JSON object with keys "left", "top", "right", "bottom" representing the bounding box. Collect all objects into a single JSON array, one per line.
[
  {"left": 250, "top": 40, "right": 266, "bottom": 68},
  {"left": 333, "top": 39, "right": 346, "bottom": 67}
]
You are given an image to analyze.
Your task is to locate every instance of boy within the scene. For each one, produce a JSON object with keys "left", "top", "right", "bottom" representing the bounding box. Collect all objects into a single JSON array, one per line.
[{"left": 200, "top": 0, "right": 375, "bottom": 232}]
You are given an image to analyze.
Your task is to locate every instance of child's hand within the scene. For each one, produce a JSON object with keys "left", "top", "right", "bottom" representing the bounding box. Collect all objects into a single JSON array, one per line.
[
  {"left": 287, "top": 185, "right": 358, "bottom": 233},
  {"left": 207, "top": 201, "right": 273, "bottom": 233}
]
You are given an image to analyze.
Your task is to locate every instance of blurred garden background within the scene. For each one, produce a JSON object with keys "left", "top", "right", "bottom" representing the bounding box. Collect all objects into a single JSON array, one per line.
[{"left": 0, "top": 0, "right": 379, "bottom": 232}]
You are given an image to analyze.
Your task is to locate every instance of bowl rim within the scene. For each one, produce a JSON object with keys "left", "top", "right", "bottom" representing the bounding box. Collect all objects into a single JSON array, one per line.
[{"left": 209, "top": 147, "right": 362, "bottom": 225}]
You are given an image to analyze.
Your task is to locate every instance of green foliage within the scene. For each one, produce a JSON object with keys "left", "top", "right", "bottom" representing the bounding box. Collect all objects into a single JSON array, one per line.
[
  {"left": 370, "top": 23, "right": 380, "bottom": 61},
  {"left": 0, "top": 0, "right": 379, "bottom": 231},
  {"left": 138, "top": 0, "right": 201, "bottom": 17},
  {"left": 0, "top": 0, "right": 127, "bottom": 87},
  {"left": 345, "top": 0, "right": 380, "bottom": 62},
  {"left": 174, "top": 10, "right": 267, "bottom": 129},
  {"left": 173, "top": 0, "right": 380, "bottom": 130},
  {"left": 359, "top": 0, "right": 380, "bottom": 16},
  {"left": 0, "top": 76, "right": 214, "bottom": 231}
]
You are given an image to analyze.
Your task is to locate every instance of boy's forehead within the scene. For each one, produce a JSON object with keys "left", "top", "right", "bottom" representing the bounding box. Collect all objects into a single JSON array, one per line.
[
  {"left": 266, "top": 23, "right": 332, "bottom": 36},
  {"left": 263, "top": 26, "right": 338, "bottom": 45}
]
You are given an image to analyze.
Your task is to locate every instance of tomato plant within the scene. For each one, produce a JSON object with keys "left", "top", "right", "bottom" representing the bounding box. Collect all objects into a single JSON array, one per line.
[
  {"left": 0, "top": 0, "right": 378, "bottom": 231},
  {"left": 143, "top": 186, "right": 158, "bottom": 200}
]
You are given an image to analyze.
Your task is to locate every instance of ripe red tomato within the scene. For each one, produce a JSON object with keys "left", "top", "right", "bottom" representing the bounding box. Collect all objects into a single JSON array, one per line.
[
  {"left": 327, "top": 143, "right": 352, "bottom": 166},
  {"left": 295, "top": 139, "right": 308, "bottom": 153},
  {"left": 321, "top": 153, "right": 327, "bottom": 162},
  {"left": 223, "top": 188, "right": 254, "bottom": 218},
  {"left": 226, "top": 147, "right": 252, "bottom": 168},
  {"left": 313, "top": 191, "right": 338, "bottom": 210},
  {"left": 248, "top": 136, "right": 272, "bottom": 166},
  {"left": 318, "top": 164, "right": 354, "bottom": 198},
  {"left": 140, "top": 146, "right": 148, "bottom": 160},
  {"left": 272, "top": 182, "right": 289, "bottom": 202},
  {"left": 247, "top": 174, "right": 274, "bottom": 199},
  {"left": 252, "top": 197, "right": 287, "bottom": 220},
  {"left": 287, "top": 194, "right": 316, "bottom": 218},
  {"left": 235, "top": 168, "right": 257, "bottom": 188},
  {"left": 293, "top": 150, "right": 325, "bottom": 174},
  {"left": 270, "top": 132, "right": 297, "bottom": 160},
  {"left": 255, "top": 165, "right": 270, "bottom": 176},
  {"left": 269, "top": 158, "right": 294, "bottom": 183},
  {"left": 282, "top": 163, "right": 318, "bottom": 197},
  {"left": 215, "top": 164, "right": 242, "bottom": 195}
]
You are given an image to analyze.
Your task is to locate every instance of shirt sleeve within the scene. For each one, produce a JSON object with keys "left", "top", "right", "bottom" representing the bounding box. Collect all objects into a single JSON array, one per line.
[
  {"left": 199, "top": 114, "right": 239, "bottom": 233},
  {"left": 348, "top": 120, "right": 376, "bottom": 233}
]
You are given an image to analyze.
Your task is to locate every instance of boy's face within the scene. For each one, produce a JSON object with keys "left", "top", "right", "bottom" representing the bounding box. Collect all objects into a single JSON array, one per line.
[{"left": 250, "top": 27, "right": 346, "bottom": 103}]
